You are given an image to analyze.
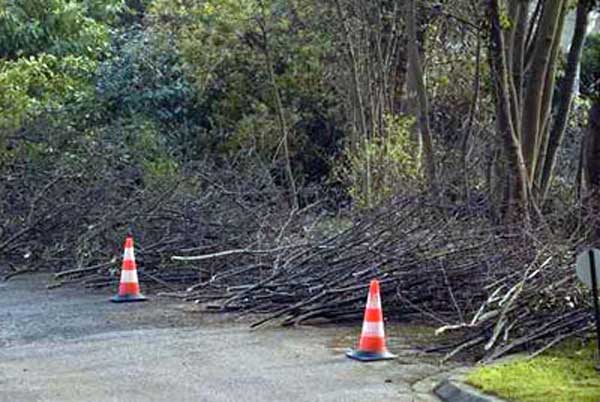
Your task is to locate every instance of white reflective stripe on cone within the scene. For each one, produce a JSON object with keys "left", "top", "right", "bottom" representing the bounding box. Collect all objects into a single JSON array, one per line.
[
  {"left": 120, "top": 269, "right": 139, "bottom": 283},
  {"left": 367, "top": 293, "right": 381, "bottom": 309},
  {"left": 361, "top": 320, "right": 385, "bottom": 337},
  {"left": 123, "top": 247, "right": 135, "bottom": 261}
]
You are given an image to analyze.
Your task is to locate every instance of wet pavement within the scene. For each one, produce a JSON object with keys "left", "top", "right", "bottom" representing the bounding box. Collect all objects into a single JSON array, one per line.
[{"left": 0, "top": 275, "right": 452, "bottom": 401}]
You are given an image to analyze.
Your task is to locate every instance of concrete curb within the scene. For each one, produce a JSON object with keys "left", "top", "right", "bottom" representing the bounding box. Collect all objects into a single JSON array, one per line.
[{"left": 434, "top": 379, "right": 505, "bottom": 402}]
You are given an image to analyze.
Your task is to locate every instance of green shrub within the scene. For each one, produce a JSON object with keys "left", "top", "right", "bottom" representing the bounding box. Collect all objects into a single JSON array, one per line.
[
  {"left": 336, "top": 115, "right": 421, "bottom": 208},
  {"left": 119, "top": 117, "right": 178, "bottom": 182}
]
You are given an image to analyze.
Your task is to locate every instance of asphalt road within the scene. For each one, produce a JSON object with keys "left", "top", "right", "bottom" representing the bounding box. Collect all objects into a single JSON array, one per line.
[{"left": 0, "top": 275, "right": 449, "bottom": 402}]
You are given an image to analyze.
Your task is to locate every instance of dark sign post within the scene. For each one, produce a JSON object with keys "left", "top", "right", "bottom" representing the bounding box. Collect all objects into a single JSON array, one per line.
[
  {"left": 577, "top": 249, "right": 600, "bottom": 371},
  {"left": 588, "top": 250, "right": 600, "bottom": 369}
]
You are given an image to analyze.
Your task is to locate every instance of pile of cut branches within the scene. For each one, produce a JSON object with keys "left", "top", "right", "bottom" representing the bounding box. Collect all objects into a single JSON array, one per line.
[
  {"left": 1, "top": 153, "right": 595, "bottom": 361},
  {"left": 166, "top": 197, "right": 592, "bottom": 361},
  {"left": 0, "top": 153, "right": 309, "bottom": 291}
]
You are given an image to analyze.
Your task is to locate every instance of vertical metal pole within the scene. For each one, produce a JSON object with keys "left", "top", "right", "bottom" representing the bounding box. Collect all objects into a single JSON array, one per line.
[{"left": 588, "top": 249, "right": 600, "bottom": 365}]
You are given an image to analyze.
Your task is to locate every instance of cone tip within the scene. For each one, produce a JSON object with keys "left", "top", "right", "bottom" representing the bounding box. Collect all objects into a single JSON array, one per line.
[{"left": 124, "top": 235, "right": 134, "bottom": 248}]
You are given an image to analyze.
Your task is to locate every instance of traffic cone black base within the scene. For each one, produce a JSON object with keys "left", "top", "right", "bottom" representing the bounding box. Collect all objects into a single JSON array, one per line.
[
  {"left": 110, "top": 294, "right": 148, "bottom": 303},
  {"left": 345, "top": 348, "right": 396, "bottom": 362}
]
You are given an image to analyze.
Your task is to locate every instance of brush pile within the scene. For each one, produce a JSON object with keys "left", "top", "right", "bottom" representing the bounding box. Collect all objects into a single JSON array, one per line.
[
  {"left": 0, "top": 155, "right": 300, "bottom": 290},
  {"left": 167, "top": 197, "right": 592, "bottom": 361},
  {"left": 1, "top": 157, "right": 595, "bottom": 361}
]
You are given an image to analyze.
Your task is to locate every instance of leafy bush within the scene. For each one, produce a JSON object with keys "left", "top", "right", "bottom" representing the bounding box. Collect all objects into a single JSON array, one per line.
[
  {"left": 0, "top": 0, "right": 121, "bottom": 59},
  {"left": 0, "top": 0, "right": 122, "bottom": 168},
  {"left": 88, "top": 115, "right": 179, "bottom": 184},
  {"left": 335, "top": 115, "right": 421, "bottom": 208},
  {"left": 148, "top": 0, "right": 340, "bottom": 182},
  {"left": 95, "top": 27, "right": 203, "bottom": 158},
  {"left": 581, "top": 33, "right": 600, "bottom": 100},
  {"left": 96, "top": 28, "right": 195, "bottom": 122},
  {"left": 0, "top": 54, "right": 96, "bottom": 129},
  {"left": 0, "top": 54, "right": 97, "bottom": 167}
]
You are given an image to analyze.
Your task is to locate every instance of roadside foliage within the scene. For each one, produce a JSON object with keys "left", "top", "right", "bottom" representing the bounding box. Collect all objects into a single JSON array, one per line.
[{"left": 3, "top": 0, "right": 600, "bottom": 364}]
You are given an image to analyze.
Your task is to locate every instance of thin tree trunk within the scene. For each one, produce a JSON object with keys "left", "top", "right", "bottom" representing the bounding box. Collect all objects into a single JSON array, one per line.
[
  {"left": 584, "top": 103, "right": 600, "bottom": 238},
  {"left": 520, "top": 0, "right": 566, "bottom": 181},
  {"left": 407, "top": 0, "right": 435, "bottom": 190},
  {"left": 258, "top": 11, "right": 299, "bottom": 210},
  {"left": 534, "top": 1, "right": 569, "bottom": 193},
  {"left": 540, "top": 0, "right": 592, "bottom": 202},
  {"left": 512, "top": 0, "right": 529, "bottom": 107},
  {"left": 406, "top": 63, "right": 423, "bottom": 172},
  {"left": 463, "top": 33, "right": 482, "bottom": 200},
  {"left": 335, "top": 0, "right": 372, "bottom": 206},
  {"left": 335, "top": 0, "right": 368, "bottom": 149},
  {"left": 505, "top": 0, "right": 525, "bottom": 135},
  {"left": 489, "top": 0, "right": 530, "bottom": 219}
]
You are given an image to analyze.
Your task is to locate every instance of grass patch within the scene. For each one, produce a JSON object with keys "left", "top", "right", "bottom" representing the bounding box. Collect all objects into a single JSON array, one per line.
[{"left": 467, "top": 340, "right": 600, "bottom": 401}]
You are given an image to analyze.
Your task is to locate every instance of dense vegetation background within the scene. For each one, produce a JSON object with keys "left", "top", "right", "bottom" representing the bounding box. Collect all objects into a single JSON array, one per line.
[
  {"left": 5, "top": 0, "right": 600, "bottom": 361},
  {"left": 3, "top": 0, "right": 600, "bottom": 253}
]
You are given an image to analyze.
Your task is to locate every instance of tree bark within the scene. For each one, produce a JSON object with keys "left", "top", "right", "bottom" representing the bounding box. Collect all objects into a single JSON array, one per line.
[
  {"left": 534, "top": 1, "right": 569, "bottom": 192},
  {"left": 584, "top": 103, "right": 600, "bottom": 238},
  {"left": 489, "top": 0, "right": 530, "bottom": 219},
  {"left": 407, "top": 0, "right": 436, "bottom": 190},
  {"left": 257, "top": 6, "right": 299, "bottom": 210},
  {"left": 334, "top": 0, "right": 372, "bottom": 206},
  {"left": 540, "top": 0, "right": 593, "bottom": 202},
  {"left": 520, "top": 0, "right": 566, "bottom": 182},
  {"left": 511, "top": 0, "right": 529, "bottom": 108}
]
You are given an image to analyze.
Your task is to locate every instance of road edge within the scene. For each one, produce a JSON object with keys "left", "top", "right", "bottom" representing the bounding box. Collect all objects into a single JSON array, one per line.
[{"left": 434, "top": 379, "right": 505, "bottom": 402}]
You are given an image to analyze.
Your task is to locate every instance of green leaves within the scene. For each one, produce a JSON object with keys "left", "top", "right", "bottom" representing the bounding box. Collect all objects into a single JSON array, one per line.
[
  {"left": 581, "top": 33, "right": 600, "bottom": 99},
  {"left": 0, "top": 0, "right": 122, "bottom": 165},
  {"left": 0, "top": 0, "right": 121, "bottom": 59},
  {"left": 0, "top": 54, "right": 96, "bottom": 130},
  {"left": 96, "top": 28, "right": 197, "bottom": 129},
  {"left": 0, "top": 0, "right": 338, "bottom": 183},
  {"left": 0, "top": 0, "right": 122, "bottom": 129},
  {"left": 335, "top": 115, "right": 422, "bottom": 208}
]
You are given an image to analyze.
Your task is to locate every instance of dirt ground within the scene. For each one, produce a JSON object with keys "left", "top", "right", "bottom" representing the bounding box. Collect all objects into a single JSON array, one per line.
[{"left": 0, "top": 275, "right": 457, "bottom": 401}]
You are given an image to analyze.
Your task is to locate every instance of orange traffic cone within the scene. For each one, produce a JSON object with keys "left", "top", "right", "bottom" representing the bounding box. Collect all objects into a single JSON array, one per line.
[
  {"left": 111, "top": 234, "right": 147, "bottom": 303},
  {"left": 346, "top": 279, "right": 395, "bottom": 361}
]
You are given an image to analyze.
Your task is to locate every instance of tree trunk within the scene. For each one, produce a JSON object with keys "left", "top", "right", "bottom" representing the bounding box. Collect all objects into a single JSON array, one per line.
[
  {"left": 511, "top": 0, "right": 529, "bottom": 108},
  {"left": 520, "top": 0, "right": 565, "bottom": 182},
  {"left": 406, "top": 0, "right": 435, "bottom": 190},
  {"left": 334, "top": 0, "right": 372, "bottom": 206},
  {"left": 584, "top": 103, "right": 600, "bottom": 238},
  {"left": 334, "top": 0, "right": 368, "bottom": 150},
  {"left": 258, "top": 13, "right": 299, "bottom": 210},
  {"left": 540, "top": 0, "right": 593, "bottom": 202},
  {"left": 489, "top": 0, "right": 530, "bottom": 220},
  {"left": 534, "top": 2, "right": 569, "bottom": 193}
]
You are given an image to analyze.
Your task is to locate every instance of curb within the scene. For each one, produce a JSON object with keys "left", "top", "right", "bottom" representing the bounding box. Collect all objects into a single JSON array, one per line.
[{"left": 434, "top": 379, "right": 505, "bottom": 402}]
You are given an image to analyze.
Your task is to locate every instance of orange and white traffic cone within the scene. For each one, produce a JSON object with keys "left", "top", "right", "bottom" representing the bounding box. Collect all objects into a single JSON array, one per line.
[
  {"left": 111, "top": 234, "right": 147, "bottom": 303},
  {"left": 346, "top": 279, "right": 395, "bottom": 361}
]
